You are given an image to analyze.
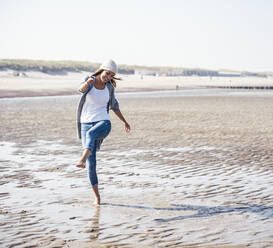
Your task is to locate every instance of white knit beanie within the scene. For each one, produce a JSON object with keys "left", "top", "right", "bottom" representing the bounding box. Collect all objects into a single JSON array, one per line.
[{"left": 99, "top": 59, "right": 118, "bottom": 74}]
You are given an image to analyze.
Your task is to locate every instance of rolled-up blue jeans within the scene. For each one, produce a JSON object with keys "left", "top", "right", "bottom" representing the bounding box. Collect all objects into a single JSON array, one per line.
[{"left": 81, "top": 120, "right": 111, "bottom": 186}]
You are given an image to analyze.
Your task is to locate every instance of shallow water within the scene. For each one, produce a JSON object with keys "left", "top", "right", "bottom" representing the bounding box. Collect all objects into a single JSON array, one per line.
[
  {"left": 117, "top": 88, "right": 273, "bottom": 98},
  {"left": 1, "top": 88, "right": 273, "bottom": 103},
  {"left": 1, "top": 91, "right": 273, "bottom": 247},
  {"left": 1, "top": 139, "right": 273, "bottom": 247}
]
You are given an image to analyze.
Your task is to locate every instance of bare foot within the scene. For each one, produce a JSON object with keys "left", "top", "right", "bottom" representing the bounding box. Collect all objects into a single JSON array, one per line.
[
  {"left": 93, "top": 196, "right": 101, "bottom": 205},
  {"left": 76, "top": 161, "right": 86, "bottom": 168}
]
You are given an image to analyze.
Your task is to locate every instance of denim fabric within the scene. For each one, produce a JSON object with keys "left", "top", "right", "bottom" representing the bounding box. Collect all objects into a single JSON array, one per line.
[
  {"left": 77, "top": 76, "right": 119, "bottom": 139},
  {"left": 81, "top": 120, "right": 111, "bottom": 186}
]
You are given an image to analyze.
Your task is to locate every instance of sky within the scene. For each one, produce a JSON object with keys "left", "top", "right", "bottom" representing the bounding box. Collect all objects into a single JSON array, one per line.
[{"left": 0, "top": 0, "right": 273, "bottom": 72}]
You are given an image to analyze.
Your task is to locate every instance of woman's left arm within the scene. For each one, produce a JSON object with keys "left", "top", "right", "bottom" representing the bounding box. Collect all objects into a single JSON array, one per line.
[{"left": 114, "top": 110, "right": 131, "bottom": 133}]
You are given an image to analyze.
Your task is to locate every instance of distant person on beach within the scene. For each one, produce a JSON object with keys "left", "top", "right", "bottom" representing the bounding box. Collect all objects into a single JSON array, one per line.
[{"left": 76, "top": 59, "right": 131, "bottom": 205}]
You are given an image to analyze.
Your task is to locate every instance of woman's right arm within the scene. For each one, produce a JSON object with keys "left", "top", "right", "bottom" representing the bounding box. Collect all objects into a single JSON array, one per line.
[{"left": 79, "top": 76, "right": 94, "bottom": 93}]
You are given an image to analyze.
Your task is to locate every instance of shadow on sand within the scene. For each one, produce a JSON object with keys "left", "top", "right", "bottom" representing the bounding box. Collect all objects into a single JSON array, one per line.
[{"left": 102, "top": 203, "right": 273, "bottom": 222}]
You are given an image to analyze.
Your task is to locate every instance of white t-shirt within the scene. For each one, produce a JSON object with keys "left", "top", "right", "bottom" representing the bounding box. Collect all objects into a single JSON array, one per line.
[{"left": 80, "top": 86, "right": 110, "bottom": 123}]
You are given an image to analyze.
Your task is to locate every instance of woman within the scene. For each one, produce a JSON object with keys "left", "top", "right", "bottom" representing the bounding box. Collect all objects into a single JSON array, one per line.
[{"left": 76, "top": 59, "right": 130, "bottom": 205}]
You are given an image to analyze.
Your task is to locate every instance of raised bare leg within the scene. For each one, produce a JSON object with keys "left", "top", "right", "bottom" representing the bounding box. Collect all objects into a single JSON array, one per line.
[{"left": 76, "top": 148, "right": 91, "bottom": 168}]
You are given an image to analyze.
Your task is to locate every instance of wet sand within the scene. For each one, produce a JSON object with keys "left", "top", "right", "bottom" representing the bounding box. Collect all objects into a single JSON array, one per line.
[{"left": 1, "top": 89, "right": 273, "bottom": 247}]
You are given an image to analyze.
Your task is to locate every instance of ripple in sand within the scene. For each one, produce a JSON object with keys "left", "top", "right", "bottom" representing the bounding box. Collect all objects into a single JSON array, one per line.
[{"left": 1, "top": 139, "right": 273, "bottom": 247}]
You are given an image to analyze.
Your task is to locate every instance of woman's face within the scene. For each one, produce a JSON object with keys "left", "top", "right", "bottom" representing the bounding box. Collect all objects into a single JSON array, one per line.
[{"left": 100, "top": 70, "right": 115, "bottom": 82}]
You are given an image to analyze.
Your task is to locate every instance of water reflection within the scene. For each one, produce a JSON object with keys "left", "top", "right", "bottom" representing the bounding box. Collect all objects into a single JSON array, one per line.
[{"left": 89, "top": 206, "right": 100, "bottom": 240}]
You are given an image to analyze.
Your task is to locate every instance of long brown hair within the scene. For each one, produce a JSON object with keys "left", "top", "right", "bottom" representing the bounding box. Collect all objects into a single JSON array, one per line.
[{"left": 91, "top": 69, "right": 121, "bottom": 88}]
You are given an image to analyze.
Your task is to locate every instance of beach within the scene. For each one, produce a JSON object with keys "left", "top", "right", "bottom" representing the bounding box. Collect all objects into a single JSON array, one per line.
[
  {"left": 1, "top": 70, "right": 273, "bottom": 98},
  {"left": 1, "top": 73, "right": 273, "bottom": 247}
]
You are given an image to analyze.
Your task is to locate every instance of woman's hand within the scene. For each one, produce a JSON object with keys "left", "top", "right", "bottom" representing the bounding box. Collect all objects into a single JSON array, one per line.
[
  {"left": 113, "top": 110, "right": 131, "bottom": 133},
  {"left": 125, "top": 122, "right": 131, "bottom": 133},
  {"left": 86, "top": 76, "right": 94, "bottom": 85}
]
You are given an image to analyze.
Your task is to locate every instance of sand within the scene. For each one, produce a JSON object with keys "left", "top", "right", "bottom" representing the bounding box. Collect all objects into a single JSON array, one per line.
[
  {"left": 1, "top": 70, "right": 273, "bottom": 98},
  {"left": 0, "top": 72, "right": 273, "bottom": 247}
]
